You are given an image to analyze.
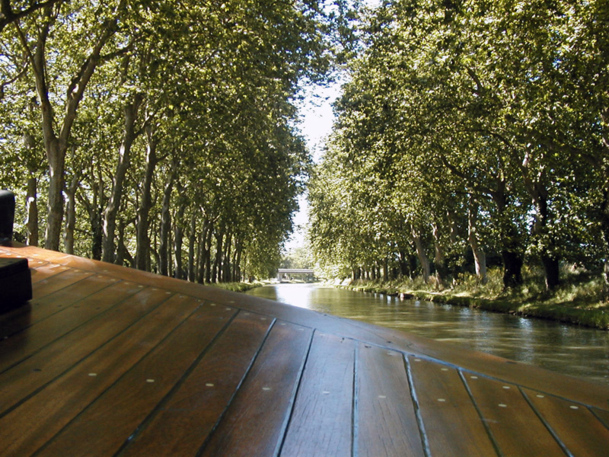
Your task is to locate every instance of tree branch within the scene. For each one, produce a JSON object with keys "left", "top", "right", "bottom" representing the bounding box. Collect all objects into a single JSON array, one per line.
[{"left": 0, "top": 0, "right": 64, "bottom": 34}]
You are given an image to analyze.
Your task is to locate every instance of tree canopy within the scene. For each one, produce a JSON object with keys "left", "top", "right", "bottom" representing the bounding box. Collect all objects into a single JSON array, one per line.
[
  {"left": 1, "top": 0, "right": 352, "bottom": 281},
  {"left": 309, "top": 0, "right": 609, "bottom": 290}
]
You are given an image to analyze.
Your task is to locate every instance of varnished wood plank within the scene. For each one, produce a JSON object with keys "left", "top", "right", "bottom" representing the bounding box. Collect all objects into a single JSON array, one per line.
[
  {"left": 29, "top": 263, "right": 69, "bottom": 283},
  {"left": 408, "top": 357, "right": 498, "bottom": 457},
  {"left": 0, "top": 284, "right": 168, "bottom": 415},
  {"left": 120, "top": 311, "right": 273, "bottom": 456},
  {"left": 32, "top": 267, "right": 93, "bottom": 297},
  {"left": 591, "top": 407, "right": 609, "bottom": 428},
  {"left": 356, "top": 345, "right": 425, "bottom": 457},
  {"left": 0, "top": 293, "right": 201, "bottom": 456},
  {"left": 1, "top": 244, "right": 609, "bottom": 457},
  {"left": 0, "top": 274, "right": 118, "bottom": 338},
  {"left": 280, "top": 332, "right": 355, "bottom": 457},
  {"left": 16, "top": 244, "right": 609, "bottom": 412},
  {"left": 6, "top": 246, "right": 609, "bottom": 412},
  {"left": 0, "top": 279, "right": 143, "bottom": 374},
  {"left": 465, "top": 375, "right": 566, "bottom": 456},
  {"left": 199, "top": 321, "right": 312, "bottom": 457},
  {"left": 524, "top": 389, "right": 609, "bottom": 457},
  {"left": 37, "top": 303, "right": 236, "bottom": 456}
]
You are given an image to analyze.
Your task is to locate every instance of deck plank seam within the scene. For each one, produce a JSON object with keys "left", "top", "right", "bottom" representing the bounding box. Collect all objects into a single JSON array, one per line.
[
  {"left": 241, "top": 317, "right": 609, "bottom": 415},
  {"left": 194, "top": 317, "right": 280, "bottom": 457},
  {"left": 112, "top": 305, "right": 242, "bottom": 457},
  {"left": 517, "top": 385, "right": 609, "bottom": 414},
  {"left": 272, "top": 325, "right": 316, "bottom": 457},
  {"left": 519, "top": 387, "right": 575, "bottom": 457},
  {"left": 398, "top": 344, "right": 609, "bottom": 413},
  {"left": 276, "top": 326, "right": 319, "bottom": 457},
  {"left": 458, "top": 369, "right": 504, "bottom": 457},
  {"left": 590, "top": 407, "right": 609, "bottom": 431},
  {"left": 30, "top": 298, "right": 212, "bottom": 457},
  {"left": 0, "top": 283, "right": 170, "bottom": 379},
  {"left": 0, "top": 288, "right": 182, "bottom": 419},
  {"left": 29, "top": 263, "right": 73, "bottom": 284},
  {"left": 404, "top": 355, "right": 432, "bottom": 457}
]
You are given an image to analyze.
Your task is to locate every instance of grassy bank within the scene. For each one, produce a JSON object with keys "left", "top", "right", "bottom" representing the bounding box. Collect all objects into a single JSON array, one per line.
[
  {"left": 209, "top": 281, "right": 263, "bottom": 293},
  {"left": 338, "top": 268, "right": 609, "bottom": 330}
]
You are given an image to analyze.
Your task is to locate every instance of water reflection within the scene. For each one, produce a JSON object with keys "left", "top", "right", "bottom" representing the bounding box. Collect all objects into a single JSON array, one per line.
[{"left": 246, "top": 284, "right": 609, "bottom": 385}]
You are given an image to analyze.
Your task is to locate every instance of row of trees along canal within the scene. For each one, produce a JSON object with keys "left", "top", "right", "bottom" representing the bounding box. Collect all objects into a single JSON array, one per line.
[
  {"left": 0, "top": 0, "right": 355, "bottom": 281},
  {"left": 309, "top": 0, "right": 609, "bottom": 291}
]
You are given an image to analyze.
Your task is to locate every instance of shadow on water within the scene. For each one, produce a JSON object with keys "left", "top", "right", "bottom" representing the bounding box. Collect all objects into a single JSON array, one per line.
[{"left": 246, "top": 283, "right": 609, "bottom": 385}]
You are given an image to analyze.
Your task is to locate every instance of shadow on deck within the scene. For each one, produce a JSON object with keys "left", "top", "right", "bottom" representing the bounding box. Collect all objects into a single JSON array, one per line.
[{"left": 0, "top": 244, "right": 608, "bottom": 456}]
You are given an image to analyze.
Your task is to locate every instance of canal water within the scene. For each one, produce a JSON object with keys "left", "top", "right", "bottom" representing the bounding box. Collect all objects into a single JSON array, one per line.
[{"left": 246, "top": 283, "right": 609, "bottom": 385}]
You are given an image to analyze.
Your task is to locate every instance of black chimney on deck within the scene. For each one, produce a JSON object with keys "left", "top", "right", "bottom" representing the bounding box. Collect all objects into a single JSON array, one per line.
[
  {"left": 0, "top": 190, "right": 15, "bottom": 244},
  {"left": 0, "top": 190, "right": 33, "bottom": 309}
]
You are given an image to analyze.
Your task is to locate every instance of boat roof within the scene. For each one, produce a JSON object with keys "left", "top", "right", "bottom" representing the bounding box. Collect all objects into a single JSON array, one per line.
[{"left": 1, "top": 244, "right": 608, "bottom": 456}]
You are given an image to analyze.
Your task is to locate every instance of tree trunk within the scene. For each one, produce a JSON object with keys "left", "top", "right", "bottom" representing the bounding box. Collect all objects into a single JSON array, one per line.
[
  {"left": 116, "top": 220, "right": 134, "bottom": 268},
  {"left": 102, "top": 94, "right": 144, "bottom": 263},
  {"left": 233, "top": 242, "right": 242, "bottom": 282},
  {"left": 531, "top": 183, "right": 560, "bottom": 290},
  {"left": 44, "top": 140, "right": 66, "bottom": 250},
  {"left": 204, "top": 222, "right": 213, "bottom": 284},
  {"left": 88, "top": 169, "right": 104, "bottom": 260},
  {"left": 25, "top": 175, "right": 39, "bottom": 246},
  {"left": 212, "top": 227, "right": 224, "bottom": 283},
  {"left": 188, "top": 213, "right": 196, "bottom": 282},
  {"left": 135, "top": 126, "right": 160, "bottom": 271},
  {"left": 432, "top": 223, "right": 447, "bottom": 287},
  {"left": 173, "top": 197, "right": 186, "bottom": 279},
  {"left": 492, "top": 184, "right": 524, "bottom": 289},
  {"left": 91, "top": 206, "right": 103, "bottom": 261},
  {"left": 411, "top": 225, "right": 430, "bottom": 283},
  {"left": 64, "top": 174, "right": 78, "bottom": 254},
  {"left": 196, "top": 230, "right": 205, "bottom": 284},
  {"left": 159, "top": 161, "right": 177, "bottom": 276},
  {"left": 223, "top": 232, "right": 233, "bottom": 282},
  {"left": 467, "top": 196, "right": 487, "bottom": 283},
  {"left": 383, "top": 257, "right": 389, "bottom": 281}
]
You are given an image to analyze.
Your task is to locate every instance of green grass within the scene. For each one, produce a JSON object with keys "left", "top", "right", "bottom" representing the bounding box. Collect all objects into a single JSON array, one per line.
[
  {"left": 208, "top": 281, "right": 263, "bottom": 293},
  {"left": 339, "top": 267, "right": 609, "bottom": 330}
]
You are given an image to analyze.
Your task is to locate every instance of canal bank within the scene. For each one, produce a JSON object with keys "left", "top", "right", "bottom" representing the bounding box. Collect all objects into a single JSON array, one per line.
[{"left": 338, "top": 272, "right": 609, "bottom": 330}]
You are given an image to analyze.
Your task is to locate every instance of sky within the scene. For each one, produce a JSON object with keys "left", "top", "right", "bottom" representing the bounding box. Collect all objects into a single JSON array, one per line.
[
  {"left": 284, "top": 82, "right": 342, "bottom": 253},
  {"left": 284, "top": 0, "right": 381, "bottom": 254}
]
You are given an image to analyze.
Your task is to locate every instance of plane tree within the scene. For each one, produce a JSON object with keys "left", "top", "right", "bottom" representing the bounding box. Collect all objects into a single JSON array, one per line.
[{"left": 310, "top": 0, "right": 607, "bottom": 289}]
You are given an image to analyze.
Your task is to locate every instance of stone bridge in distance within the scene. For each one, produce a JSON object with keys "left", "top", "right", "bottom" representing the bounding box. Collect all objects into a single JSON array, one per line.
[{"left": 276, "top": 269, "right": 314, "bottom": 282}]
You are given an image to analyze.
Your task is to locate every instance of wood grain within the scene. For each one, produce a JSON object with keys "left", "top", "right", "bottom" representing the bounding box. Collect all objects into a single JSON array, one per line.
[
  {"left": 356, "top": 345, "right": 425, "bottom": 457},
  {"left": 280, "top": 332, "right": 355, "bottom": 457},
  {"left": 408, "top": 357, "right": 498, "bottom": 457},
  {"left": 122, "top": 310, "right": 273, "bottom": 457},
  {"left": 0, "top": 273, "right": 118, "bottom": 338},
  {"left": 0, "top": 281, "right": 154, "bottom": 415},
  {"left": 591, "top": 407, "right": 609, "bottom": 428},
  {"left": 37, "top": 302, "right": 235, "bottom": 456},
  {"left": 0, "top": 293, "right": 199, "bottom": 456},
  {"left": 0, "top": 279, "right": 145, "bottom": 374},
  {"left": 0, "top": 244, "right": 608, "bottom": 457},
  {"left": 524, "top": 388, "right": 609, "bottom": 457},
  {"left": 199, "top": 321, "right": 312, "bottom": 457},
  {"left": 28, "top": 263, "right": 67, "bottom": 284},
  {"left": 465, "top": 375, "right": 565, "bottom": 456}
]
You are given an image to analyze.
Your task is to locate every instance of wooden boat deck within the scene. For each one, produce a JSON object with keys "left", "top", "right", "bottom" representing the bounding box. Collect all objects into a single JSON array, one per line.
[{"left": 0, "top": 244, "right": 608, "bottom": 456}]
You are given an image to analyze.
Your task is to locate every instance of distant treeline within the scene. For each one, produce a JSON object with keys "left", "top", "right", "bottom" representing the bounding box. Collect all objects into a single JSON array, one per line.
[{"left": 309, "top": 0, "right": 609, "bottom": 290}]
